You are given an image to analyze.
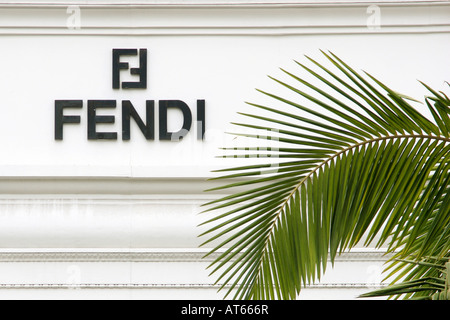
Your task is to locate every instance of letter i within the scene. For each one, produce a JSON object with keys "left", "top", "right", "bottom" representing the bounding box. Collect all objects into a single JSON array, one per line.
[{"left": 197, "top": 100, "right": 205, "bottom": 140}]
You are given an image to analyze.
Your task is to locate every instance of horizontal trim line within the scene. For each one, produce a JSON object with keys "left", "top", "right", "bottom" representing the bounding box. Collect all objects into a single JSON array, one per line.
[
  {"left": 0, "top": 283, "right": 388, "bottom": 289},
  {"left": 0, "top": 1, "right": 446, "bottom": 9},
  {"left": 0, "top": 25, "right": 448, "bottom": 36},
  {"left": 0, "top": 249, "right": 392, "bottom": 262},
  {"left": 0, "top": 176, "right": 231, "bottom": 195},
  {"left": 1, "top": 24, "right": 449, "bottom": 29}
]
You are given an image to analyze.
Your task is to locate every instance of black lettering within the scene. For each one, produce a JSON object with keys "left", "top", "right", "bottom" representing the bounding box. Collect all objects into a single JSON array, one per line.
[
  {"left": 122, "top": 100, "right": 155, "bottom": 140},
  {"left": 54, "top": 100, "right": 82, "bottom": 140},
  {"left": 196, "top": 99, "right": 205, "bottom": 140},
  {"left": 112, "top": 48, "right": 147, "bottom": 89},
  {"left": 159, "top": 100, "right": 192, "bottom": 141},
  {"left": 87, "top": 100, "right": 117, "bottom": 140}
]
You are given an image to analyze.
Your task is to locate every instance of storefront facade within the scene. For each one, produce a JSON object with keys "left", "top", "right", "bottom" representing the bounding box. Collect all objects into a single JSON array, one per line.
[{"left": 0, "top": 0, "right": 448, "bottom": 299}]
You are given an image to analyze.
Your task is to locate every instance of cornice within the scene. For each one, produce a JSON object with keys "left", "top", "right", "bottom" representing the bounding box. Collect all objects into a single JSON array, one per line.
[{"left": 0, "top": 4, "right": 447, "bottom": 41}]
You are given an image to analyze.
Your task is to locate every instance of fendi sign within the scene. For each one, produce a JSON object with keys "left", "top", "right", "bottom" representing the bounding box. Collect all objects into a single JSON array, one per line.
[{"left": 55, "top": 48, "right": 206, "bottom": 141}]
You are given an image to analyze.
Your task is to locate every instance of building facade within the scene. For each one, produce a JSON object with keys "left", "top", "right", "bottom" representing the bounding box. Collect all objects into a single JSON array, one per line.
[{"left": 0, "top": 0, "right": 449, "bottom": 299}]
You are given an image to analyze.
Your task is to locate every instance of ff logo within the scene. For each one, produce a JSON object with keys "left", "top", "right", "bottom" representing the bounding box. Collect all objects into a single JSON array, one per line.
[{"left": 112, "top": 48, "right": 147, "bottom": 89}]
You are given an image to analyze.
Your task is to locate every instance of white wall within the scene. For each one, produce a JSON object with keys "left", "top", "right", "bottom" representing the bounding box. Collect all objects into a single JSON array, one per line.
[{"left": 0, "top": 0, "right": 448, "bottom": 299}]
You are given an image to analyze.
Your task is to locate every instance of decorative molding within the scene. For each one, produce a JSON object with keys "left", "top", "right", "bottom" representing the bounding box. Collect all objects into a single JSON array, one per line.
[
  {"left": 0, "top": 177, "right": 228, "bottom": 195},
  {"left": 0, "top": 24, "right": 449, "bottom": 36},
  {"left": 0, "top": 283, "right": 387, "bottom": 289},
  {"left": 0, "top": 2, "right": 448, "bottom": 37},
  {"left": 0, "top": 249, "right": 391, "bottom": 295},
  {"left": 0, "top": 249, "right": 392, "bottom": 262}
]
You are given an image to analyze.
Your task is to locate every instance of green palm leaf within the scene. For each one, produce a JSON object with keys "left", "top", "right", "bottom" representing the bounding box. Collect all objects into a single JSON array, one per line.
[
  {"left": 199, "top": 51, "right": 450, "bottom": 300},
  {"left": 360, "top": 257, "right": 449, "bottom": 300}
]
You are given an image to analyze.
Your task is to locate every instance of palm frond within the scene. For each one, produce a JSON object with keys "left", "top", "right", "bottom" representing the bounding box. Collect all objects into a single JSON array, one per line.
[
  {"left": 199, "top": 51, "right": 450, "bottom": 299},
  {"left": 360, "top": 257, "right": 449, "bottom": 300}
]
